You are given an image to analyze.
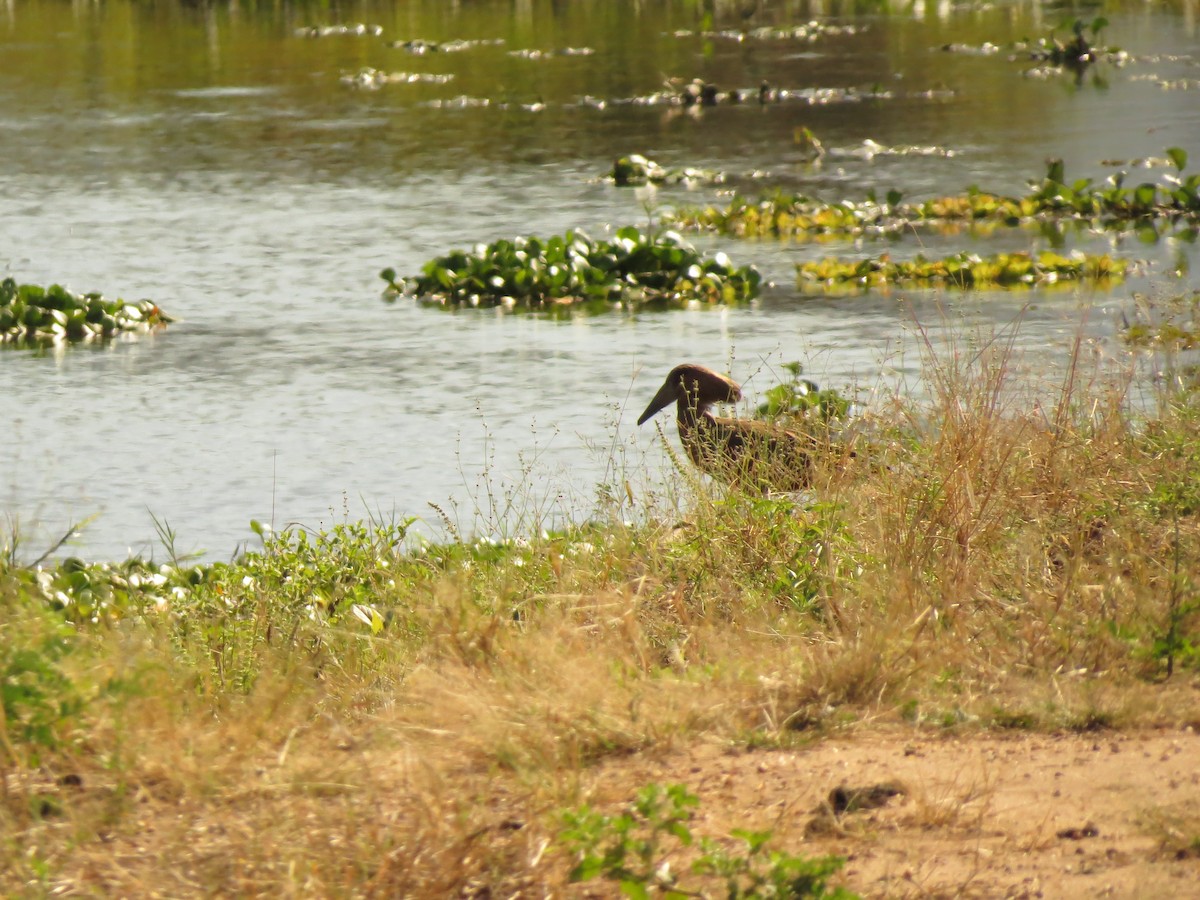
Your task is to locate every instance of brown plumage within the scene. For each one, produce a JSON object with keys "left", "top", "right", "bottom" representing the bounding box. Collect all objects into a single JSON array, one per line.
[{"left": 637, "top": 363, "right": 814, "bottom": 491}]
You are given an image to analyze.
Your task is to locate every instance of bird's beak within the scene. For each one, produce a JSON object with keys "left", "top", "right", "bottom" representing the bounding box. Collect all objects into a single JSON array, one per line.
[{"left": 637, "top": 379, "right": 678, "bottom": 425}]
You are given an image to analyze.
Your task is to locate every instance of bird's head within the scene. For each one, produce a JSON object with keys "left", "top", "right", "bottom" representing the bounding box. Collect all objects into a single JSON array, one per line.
[{"left": 637, "top": 364, "right": 742, "bottom": 425}]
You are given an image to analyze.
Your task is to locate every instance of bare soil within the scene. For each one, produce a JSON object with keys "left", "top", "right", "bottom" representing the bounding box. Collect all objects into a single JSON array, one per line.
[
  {"left": 586, "top": 727, "right": 1200, "bottom": 898},
  {"left": 35, "top": 724, "right": 1200, "bottom": 897}
]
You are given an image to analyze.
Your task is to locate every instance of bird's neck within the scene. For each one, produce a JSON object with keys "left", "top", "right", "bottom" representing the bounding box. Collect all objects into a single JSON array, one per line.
[
  {"left": 674, "top": 397, "right": 714, "bottom": 426},
  {"left": 675, "top": 398, "right": 717, "bottom": 433}
]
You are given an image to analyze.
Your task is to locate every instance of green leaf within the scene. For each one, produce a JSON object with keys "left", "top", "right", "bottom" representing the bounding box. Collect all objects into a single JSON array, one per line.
[
  {"left": 568, "top": 856, "right": 605, "bottom": 883},
  {"left": 665, "top": 821, "right": 693, "bottom": 844},
  {"left": 1167, "top": 147, "right": 1188, "bottom": 172},
  {"left": 1134, "top": 183, "right": 1159, "bottom": 209},
  {"left": 1045, "top": 158, "right": 1065, "bottom": 186}
]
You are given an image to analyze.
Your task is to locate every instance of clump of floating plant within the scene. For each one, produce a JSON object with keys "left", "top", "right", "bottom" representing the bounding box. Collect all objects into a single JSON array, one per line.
[
  {"left": 340, "top": 68, "right": 454, "bottom": 89},
  {"left": 796, "top": 250, "right": 1129, "bottom": 291},
  {"left": 1129, "top": 73, "right": 1200, "bottom": 91},
  {"left": 941, "top": 16, "right": 1127, "bottom": 72},
  {"left": 0, "top": 278, "right": 172, "bottom": 347},
  {"left": 837, "top": 138, "right": 953, "bottom": 160},
  {"left": 623, "top": 77, "right": 884, "bottom": 108},
  {"left": 668, "top": 21, "right": 861, "bottom": 41},
  {"left": 381, "top": 227, "right": 761, "bottom": 311},
  {"left": 672, "top": 188, "right": 901, "bottom": 238},
  {"left": 611, "top": 154, "right": 728, "bottom": 187},
  {"left": 507, "top": 47, "right": 595, "bottom": 59},
  {"left": 294, "top": 23, "right": 383, "bottom": 38},
  {"left": 1026, "top": 17, "right": 1117, "bottom": 70},
  {"left": 389, "top": 37, "right": 505, "bottom": 54},
  {"left": 673, "top": 150, "right": 1200, "bottom": 239}
]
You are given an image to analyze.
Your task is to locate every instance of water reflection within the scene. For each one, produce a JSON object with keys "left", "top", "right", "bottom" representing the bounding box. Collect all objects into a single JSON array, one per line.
[{"left": 1, "top": 0, "right": 1197, "bottom": 558}]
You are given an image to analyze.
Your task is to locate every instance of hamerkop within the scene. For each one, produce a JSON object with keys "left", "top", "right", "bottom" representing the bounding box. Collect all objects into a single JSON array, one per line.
[{"left": 637, "top": 363, "right": 814, "bottom": 491}]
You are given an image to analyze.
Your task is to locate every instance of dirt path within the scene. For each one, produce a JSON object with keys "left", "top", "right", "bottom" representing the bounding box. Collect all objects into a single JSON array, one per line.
[{"left": 589, "top": 727, "right": 1200, "bottom": 898}]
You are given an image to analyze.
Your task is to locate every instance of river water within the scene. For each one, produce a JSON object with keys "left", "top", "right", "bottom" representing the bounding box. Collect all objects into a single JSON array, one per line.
[{"left": 2, "top": 0, "right": 1199, "bottom": 559}]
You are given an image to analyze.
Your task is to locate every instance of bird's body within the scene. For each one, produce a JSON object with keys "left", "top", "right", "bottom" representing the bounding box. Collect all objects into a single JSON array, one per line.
[{"left": 637, "top": 363, "right": 814, "bottom": 491}]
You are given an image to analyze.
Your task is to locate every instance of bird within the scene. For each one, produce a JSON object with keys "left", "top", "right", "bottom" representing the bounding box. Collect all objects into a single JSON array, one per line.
[{"left": 637, "top": 363, "right": 815, "bottom": 491}]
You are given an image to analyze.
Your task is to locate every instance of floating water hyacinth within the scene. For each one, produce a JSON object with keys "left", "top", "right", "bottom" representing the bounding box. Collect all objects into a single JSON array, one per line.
[
  {"left": 390, "top": 37, "right": 505, "bottom": 54},
  {"left": 610, "top": 154, "right": 728, "bottom": 186},
  {"left": 507, "top": 46, "right": 594, "bottom": 59},
  {"left": 381, "top": 227, "right": 761, "bottom": 311},
  {"left": 294, "top": 23, "right": 383, "bottom": 39},
  {"left": 668, "top": 21, "right": 861, "bottom": 41},
  {"left": 340, "top": 68, "right": 455, "bottom": 89},
  {"left": 673, "top": 152, "right": 1200, "bottom": 239},
  {"left": 0, "top": 278, "right": 172, "bottom": 347},
  {"left": 796, "top": 250, "right": 1129, "bottom": 291}
]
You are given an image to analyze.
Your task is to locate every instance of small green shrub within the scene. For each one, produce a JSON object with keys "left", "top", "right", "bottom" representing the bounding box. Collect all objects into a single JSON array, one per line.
[
  {"left": 560, "top": 782, "right": 856, "bottom": 898},
  {"left": 202, "top": 519, "right": 416, "bottom": 624},
  {"left": 0, "top": 593, "right": 86, "bottom": 766}
]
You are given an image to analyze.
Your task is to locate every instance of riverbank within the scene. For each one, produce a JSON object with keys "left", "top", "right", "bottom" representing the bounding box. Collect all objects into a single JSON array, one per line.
[{"left": 3, "top": 334, "right": 1199, "bottom": 896}]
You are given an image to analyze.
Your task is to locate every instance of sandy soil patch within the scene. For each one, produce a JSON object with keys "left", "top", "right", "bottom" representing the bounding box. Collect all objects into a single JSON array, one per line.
[
  {"left": 30, "top": 724, "right": 1200, "bottom": 897},
  {"left": 585, "top": 727, "right": 1200, "bottom": 898}
]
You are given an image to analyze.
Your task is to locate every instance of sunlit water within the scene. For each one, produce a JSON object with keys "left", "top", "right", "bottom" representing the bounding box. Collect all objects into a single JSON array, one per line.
[{"left": 2, "top": 0, "right": 1199, "bottom": 559}]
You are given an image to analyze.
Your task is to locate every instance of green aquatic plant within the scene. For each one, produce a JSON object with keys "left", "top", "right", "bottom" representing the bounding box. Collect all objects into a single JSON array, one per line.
[
  {"left": 671, "top": 152, "right": 1200, "bottom": 240},
  {"left": 382, "top": 226, "right": 762, "bottom": 311},
  {"left": 0, "top": 278, "right": 172, "bottom": 347},
  {"left": 942, "top": 15, "right": 1122, "bottom": 74},
  {"left": 796, "top": 250, "right": 1128, "bottom": 290},
  {"left": 611, "top": 154, "right": 726, "bottom": 187},
  {"left": 671, "top": 189, "right": 903, "bottom": 238},
  {"left": 294, "top": 23, "right": 383, "bottom": 39},
  {"left": 1030, "top": 17, "right": 1111, "bottom": 68},
  {"left": 340, "top": 68, "right": 454, "bottom": 89},
  {"left": 669, "top": 21, "right": 861, "bottom": 42}
]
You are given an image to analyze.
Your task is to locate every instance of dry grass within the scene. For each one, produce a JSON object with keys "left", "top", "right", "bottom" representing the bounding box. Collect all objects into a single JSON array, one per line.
[{"left": 2, "top": 320, "right": 1199, "bottom": 896}]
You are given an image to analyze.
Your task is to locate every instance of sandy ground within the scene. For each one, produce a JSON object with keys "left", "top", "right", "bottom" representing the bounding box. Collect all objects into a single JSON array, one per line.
[
  {"left": 28, "top": 724, "right": 1200, "bottom": 897},
  {"left": 587, "top": 727, "right": 1200, "bottom": 898}
]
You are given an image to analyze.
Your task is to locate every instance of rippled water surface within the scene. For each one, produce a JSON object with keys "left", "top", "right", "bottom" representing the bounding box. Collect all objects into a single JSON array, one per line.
[{"left": 3, "top": 0, "right": 1200, "bottom": 558}]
